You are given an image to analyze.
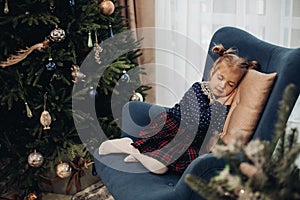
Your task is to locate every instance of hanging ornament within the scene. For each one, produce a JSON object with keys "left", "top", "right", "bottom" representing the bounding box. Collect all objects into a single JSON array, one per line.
[
  {"left": 94, "top": 45, "right": 103, "bottom": 64},
  {"left": 130, "top": 91, "right": 144, "bottom": 102},
  {"left": 120, "top": 70, "right": 130, "bottom": 83},
  {"left": 25, "top": 102, "right": 33, "bottom": 118},
  {"left": 4, "top": 0, "right": 9, "bottom": 14},
  {"left": 50, "top": 73, "right": 58, "bottom": 83},
  {"left": 69, "top": 0, "right": 75, "bottom": 7},
  {"left": 56, "top": 161, "right": 72, "bottom": 179},
  {"left": 24, "top": 192, "right": 38, "bottom": 200},
  {"left": 0, "top": 38, "right": 50, "bottom": 68},
  {"left": 87, "top": 31, "right": 93, "bottom": 48},
  {"left": 45, "top": 57, "right": 56, "bottom": 71},
  {"left": 17, "top": 72, "right": 33, "bottom": 118},
  {"left": 28, "top": 150, "right": 44, "bottom": 167},
  {"left": 40, "top": 92, "right": 51, "bottom": 130},
  {"left": 40, "top": 110, "right": 51, "bottom": 130},
  {"left": 99, "top": 0, "right": 115, "bottom": 15},
  {"left": 108, "top": 24, "right": 114, "bottom": 38},
  {"left": 49, "top": 27, "right": 66, "bottom": 42},
  {"left": 71, "top": 64, "right": 86, "bottom": 83},
  {"left": 49, "top": 0, "right": 55, "bottom": 13},
  {"left": 93, "top": 30, "right": 103, "bottom": 64},
  {"left": 88, "top": 86, "right": 98, "bottom": 98}
]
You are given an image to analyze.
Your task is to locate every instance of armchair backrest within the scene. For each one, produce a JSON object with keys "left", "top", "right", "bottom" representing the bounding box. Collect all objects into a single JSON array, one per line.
[{"left": 203, "top": 26, "right": 300, "bottom": 141}]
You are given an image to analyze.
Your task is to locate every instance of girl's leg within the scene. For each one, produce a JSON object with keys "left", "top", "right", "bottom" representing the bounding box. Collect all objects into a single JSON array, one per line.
[
  {"left": 123, "top": 154, "right": 138, "bottom": 162},
  {"left": 99, "top": 137, "right": 168, "bottom": 174},
  {"left": 98, "top": 137, "right": 139, "bottom": 155},
  {"left": 130, "top": 153, "right": 168, "bottom": 174},
  {"left": 99, "top": 138, "right": 168, "bottom": 174}
]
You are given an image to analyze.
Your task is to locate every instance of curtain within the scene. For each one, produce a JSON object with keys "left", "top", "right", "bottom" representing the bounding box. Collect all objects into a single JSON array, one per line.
[
  {"left": 154, "top": 0, "right": 300, "bottom": 129},
  {"left": 117, "top": 0, "right": 156, "bottom": 103}
]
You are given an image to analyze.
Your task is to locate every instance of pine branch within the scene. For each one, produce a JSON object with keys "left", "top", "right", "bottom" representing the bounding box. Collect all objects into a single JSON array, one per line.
[
  {"left": 0, "top": 0, "right": 147, "bottom": 193},
  {"left": 185, "top": 84, "right": 300, "bottom": 200},
  {"left": 185, "top": 174, "right": 226, "bottom": 200},
  {"left": 270, "top": 84, "right": 296, "bottom": 162}
]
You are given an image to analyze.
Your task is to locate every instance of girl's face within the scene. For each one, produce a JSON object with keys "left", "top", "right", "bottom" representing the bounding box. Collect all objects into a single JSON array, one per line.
[{"left": 209, "top": 62, "right": 244, "bottom": 97}]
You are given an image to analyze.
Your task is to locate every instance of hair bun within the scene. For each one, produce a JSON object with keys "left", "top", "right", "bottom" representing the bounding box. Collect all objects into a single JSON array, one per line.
[
  {"left": 212, "top": 44, "right": 226, "bottom": 56},
  {"left": 248, "top": 60, "right": 260, "bottom": 70},
  {"left": 212, "top": 44, "right": 237, "bottom": 56}
]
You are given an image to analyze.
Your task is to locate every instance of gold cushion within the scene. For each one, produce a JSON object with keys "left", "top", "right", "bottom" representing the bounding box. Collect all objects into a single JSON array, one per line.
[{"left": 221, "top": 70, "right": 277, "bottom": 144}]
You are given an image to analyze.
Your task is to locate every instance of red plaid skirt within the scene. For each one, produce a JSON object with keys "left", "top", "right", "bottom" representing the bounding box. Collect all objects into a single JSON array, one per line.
[{"left": 132, "top": 112, "right": 204, "bottom": 173}]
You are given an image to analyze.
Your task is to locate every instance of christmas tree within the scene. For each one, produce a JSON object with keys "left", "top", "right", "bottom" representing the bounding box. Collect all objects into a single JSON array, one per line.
[
  {"left": 0, "top": 0, "right": 148, "bottom": 197},
  {"left": 185, "top": 84, "right": 300, "bottom": 200}
]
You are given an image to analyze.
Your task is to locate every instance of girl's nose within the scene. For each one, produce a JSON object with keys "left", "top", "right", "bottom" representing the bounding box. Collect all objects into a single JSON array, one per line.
[{"left": 220, "top": 80, "right": 226, "bottom": 88}]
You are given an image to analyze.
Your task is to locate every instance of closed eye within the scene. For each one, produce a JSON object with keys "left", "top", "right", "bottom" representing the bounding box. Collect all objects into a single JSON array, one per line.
[{"left": 228, "top": 82, "right": 236, "bottom": 87}]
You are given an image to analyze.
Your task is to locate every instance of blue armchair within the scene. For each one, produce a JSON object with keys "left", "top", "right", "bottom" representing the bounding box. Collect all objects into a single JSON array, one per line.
[{"left": 93, "top": 26, "right": 300, "bottom": 200}]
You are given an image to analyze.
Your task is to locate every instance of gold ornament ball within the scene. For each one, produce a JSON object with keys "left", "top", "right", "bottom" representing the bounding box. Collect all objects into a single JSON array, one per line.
[
  {"left": 99, "top": 0, "right": 115, "bottom": 15},
  {"left": 24, "top": 193, "right": 38, "bottom": 200},
  {"left": 56, "top": 162, "right": 72, "bottom": 179},
  {"left": 28, "top": 150, "right": 44, "bottom": 167},
  {"left": 130, "top": 92, "right": 143, "bottom": 102}
]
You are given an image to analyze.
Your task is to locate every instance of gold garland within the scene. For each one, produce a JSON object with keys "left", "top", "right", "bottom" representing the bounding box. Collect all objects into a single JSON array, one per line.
[{"left": 0, "top": 38, "right": 50, "bottom": 68}]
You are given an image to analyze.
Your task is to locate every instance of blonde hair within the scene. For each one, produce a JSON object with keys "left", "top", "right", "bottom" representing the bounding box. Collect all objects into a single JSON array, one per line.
[{"left": 211, "top": 44, "right": 259, "bottom": 80}]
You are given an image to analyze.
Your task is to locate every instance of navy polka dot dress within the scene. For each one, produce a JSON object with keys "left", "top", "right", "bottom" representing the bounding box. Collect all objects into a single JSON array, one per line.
[{"left": 131, "top": 82, "right": 230, "bottom": 173}]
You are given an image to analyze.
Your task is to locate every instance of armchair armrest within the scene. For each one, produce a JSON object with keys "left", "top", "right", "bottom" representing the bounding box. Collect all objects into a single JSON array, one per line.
[
  {"left": 174, "top": 152, "right": 245, "bottom": 200},
  {"left": 121, "top": 101, "right": 169, "bottom": 140},
  {"left": 182, "top": 153, "right": 226, "bottom": 181}
]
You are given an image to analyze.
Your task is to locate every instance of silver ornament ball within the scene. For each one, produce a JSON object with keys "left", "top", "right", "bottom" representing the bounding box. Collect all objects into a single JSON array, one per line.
[
  {"left": 120, "top": 70, "right": 130, "bottom": 83},
  {"left": 28, "top": 150, "right": 44, "bottom": 167},
  {"left": 50, "top": 27, "right": 66, "bottom": 42}
]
